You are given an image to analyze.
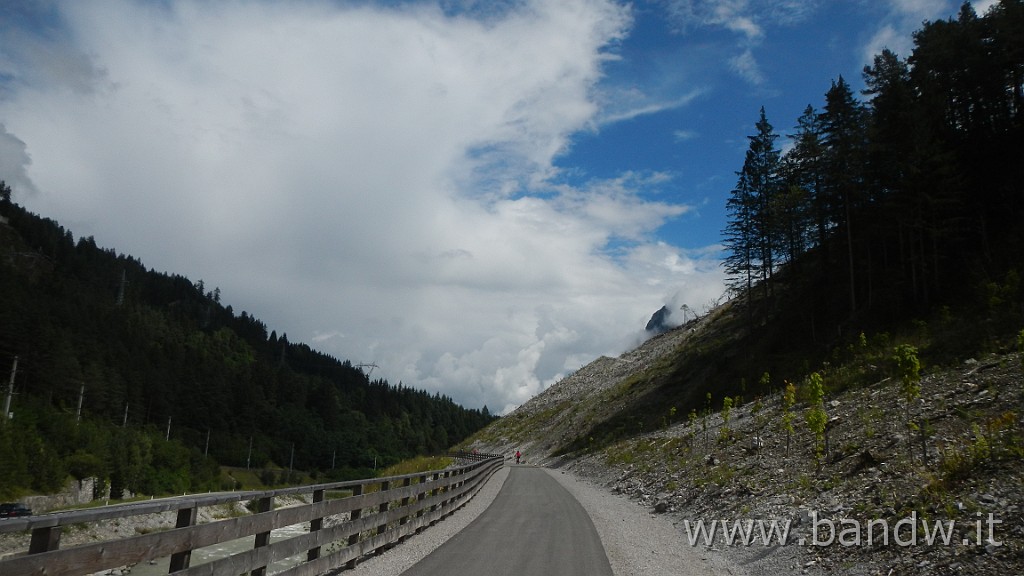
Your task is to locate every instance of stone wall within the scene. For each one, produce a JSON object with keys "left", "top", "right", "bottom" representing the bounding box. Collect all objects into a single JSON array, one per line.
[{"left": 21, "top": 477, "right": 107, "bottom": 514}]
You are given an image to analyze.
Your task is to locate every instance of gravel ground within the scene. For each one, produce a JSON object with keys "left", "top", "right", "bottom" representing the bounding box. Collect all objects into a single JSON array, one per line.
[
  {"left": 547, "top": 466, "right": 751, "bottom": 576},
  {"left": 353, "top": 464, "right": 754, "bottom": 576}
]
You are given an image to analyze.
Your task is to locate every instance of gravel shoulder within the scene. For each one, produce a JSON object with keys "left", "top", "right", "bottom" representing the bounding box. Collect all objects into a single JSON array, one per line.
[{"left": 546, "top": 465, "right": 752, "bottom": 576}]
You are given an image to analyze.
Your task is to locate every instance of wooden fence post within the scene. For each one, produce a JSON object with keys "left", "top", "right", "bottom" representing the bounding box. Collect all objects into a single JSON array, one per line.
[
  {"left": 442, "top": 470, "right": 453, "bottom": 511},
  {"left": 28, "top": 526, "right": 61, "bottom": 554},
  {"left": 251, "top": 496, "right": 274, "bottom": 576},
  {"left": 429, "top": 472, "right": 441, "bottom": 525},
  {"left": 398, "top": 477, "right": 412, "bottom": 542},
  {"left": 345, "top": 483, "right": 363, "bottom": 570},
  {"left": 415, "top": 473, "right": 427, "bottom": 533},
  {"left": 168, "top": 506, "right": 197, "bottom": 572},
  {"left": 375, "top": 480, "right": 389, "bottom": 555},
  {"left": 307, "top": 488, "right": 325, "bottom": 562}
]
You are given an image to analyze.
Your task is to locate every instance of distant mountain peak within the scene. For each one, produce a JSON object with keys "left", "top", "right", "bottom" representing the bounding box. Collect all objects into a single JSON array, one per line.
[{"left": 645, "top": 305, "right": 672, "bottom": 334}]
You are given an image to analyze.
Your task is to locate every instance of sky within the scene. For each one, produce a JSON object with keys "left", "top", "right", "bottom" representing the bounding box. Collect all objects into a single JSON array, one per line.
[{"left": 0, "top": 0, "right": 996, "bottom": 415}]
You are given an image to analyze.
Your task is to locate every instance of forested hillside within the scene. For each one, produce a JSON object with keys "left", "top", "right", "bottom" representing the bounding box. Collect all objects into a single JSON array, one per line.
[
  {"left": 0, "top": 192, "right": 495, "bottom": 499},
  {"left": 494, "top": 1, "right": 1024, "bottom": 451},
  {"left": 719, "top": 0, "right": 1023, "bottom": 377}
]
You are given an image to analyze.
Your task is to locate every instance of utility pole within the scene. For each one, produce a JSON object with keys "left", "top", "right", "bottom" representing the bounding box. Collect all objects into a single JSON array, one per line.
[
  {"left": 116, "top": 269, "right": 129, "bottom": 306},
  {"left": 204, "top": 428, "right": 210, "bottom": 457},
  {"left": 288, "top": 444, "right": 295, "bottom": 482},
  {"left": 165, "top": 416, "right": 172, "bottom": 441},
  {"left": 122, "top": 402, "right": 129, "bottom": 427},
  {"left": 246, "top": 436, "right": 253, "bottom": 470},
  {"left": 3, "top": 356, "right": 17, "bottom": 422},
  {"left": 76, "top": 384, "right": 85, "bottom": 424}
]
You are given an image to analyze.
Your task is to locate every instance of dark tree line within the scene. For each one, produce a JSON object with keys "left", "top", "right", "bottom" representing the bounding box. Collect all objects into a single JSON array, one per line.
[
  {"left": 723, "top": 0, "right": 1023, "bottom": 341},
  {"left": 0, "top": 189, "right": 495, "bottom": 498}
]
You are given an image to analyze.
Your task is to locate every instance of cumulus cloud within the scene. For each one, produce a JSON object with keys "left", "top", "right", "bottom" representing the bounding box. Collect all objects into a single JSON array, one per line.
[
  {"left": 0, "top": 0, "right": 726, "bottom": 414},
  {"left": 0, "top": 125, "right": 38, "bottom": 198}
]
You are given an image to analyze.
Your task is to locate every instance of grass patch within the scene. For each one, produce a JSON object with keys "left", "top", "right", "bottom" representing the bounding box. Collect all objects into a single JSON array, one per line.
[{"left": 377, "top": 456, "right": 453, "bottom": 478}]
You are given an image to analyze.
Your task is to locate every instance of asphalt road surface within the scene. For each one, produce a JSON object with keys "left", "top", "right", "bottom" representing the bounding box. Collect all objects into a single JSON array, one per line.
[{"left": 400, "top": 465, "right": 614, "bottom": 576}]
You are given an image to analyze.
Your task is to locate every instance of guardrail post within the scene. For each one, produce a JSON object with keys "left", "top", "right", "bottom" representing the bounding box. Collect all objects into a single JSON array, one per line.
[
  {"left": 307, "top": 488, "right": 325, "bottom": 562},
  {"left": 455, "top": 467, "right": 464, "bottom": 496},
  {"left": 375, "top": 480, "right": 389, "bottom": 555},
  {"left": 442, "top": 470, "right": 453, "bottom": 511},
  {"left": 398, "top": 477, "right": 412, "bottom": 543},
  {"left": 251, "top": 496, "right": 274, "bottom": 576},
  {"left": 28, "top": 526, "right": 61, "bottom": 554},
  {"left": 168, "top": 506, "right": 198, "bottom": 572},
  {"left": 428, "top": 472, "right": 443, "bottom": 525},
  {"left": 415, "top": 473, "right": 427, "bottom": 533},
  {"left": 345, "top": 483, "right": 363, "bottom": 570}
]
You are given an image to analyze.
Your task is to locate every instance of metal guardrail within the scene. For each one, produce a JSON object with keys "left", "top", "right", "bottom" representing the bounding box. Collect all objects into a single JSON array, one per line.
[{"left": 0, "top": 455, "right": 503, "bottom": 576}]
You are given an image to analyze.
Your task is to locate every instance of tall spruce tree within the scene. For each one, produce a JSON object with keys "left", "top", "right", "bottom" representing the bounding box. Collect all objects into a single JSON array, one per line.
[
  {"left": 723, "top": 169, "right": 756, "bottom": 301},
  {"left": 723, "top": 107, "right": 783, "bottom": 323},
  {"left": 819, "top": 76, "right": 869, "bottom": 315},
  {"left": 782, "top": 106, "right": 825, "bottom": 253}
]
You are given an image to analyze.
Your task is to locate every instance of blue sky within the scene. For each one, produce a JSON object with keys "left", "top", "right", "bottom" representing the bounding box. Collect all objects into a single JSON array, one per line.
[{"left": 0, "top": 0, "right": 992, "bottom": 414}]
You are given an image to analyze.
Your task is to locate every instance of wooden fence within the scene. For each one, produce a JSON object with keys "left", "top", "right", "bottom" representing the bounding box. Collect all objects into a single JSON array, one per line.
[{"left": 0, "top": 453, "right": 503, "bottom": 576}]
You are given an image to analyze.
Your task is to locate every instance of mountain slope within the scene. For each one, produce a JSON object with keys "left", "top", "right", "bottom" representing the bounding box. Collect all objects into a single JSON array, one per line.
[
  {"left": 468, "top": 298, "right": 1024, "bottom": 575},
  {"left": 1, "top": 198, "right": 495, "bottom": 499}
]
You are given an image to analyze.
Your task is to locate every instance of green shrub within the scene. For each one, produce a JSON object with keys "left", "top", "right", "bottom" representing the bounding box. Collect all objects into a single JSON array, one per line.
[
  {"left": 805, "top": 373, "right": 827, "bottom": 465},
  {"left": 719, "top": 396, "right": 733, "bottom": 444},
  {"left": 781, "top": 381, "right": 796, "bottom": 456},
  {"left": 893, "top": 344, "right": 921, "bottom": 428}
]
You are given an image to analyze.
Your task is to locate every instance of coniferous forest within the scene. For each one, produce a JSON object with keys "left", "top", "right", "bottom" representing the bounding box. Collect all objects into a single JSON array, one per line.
[
  {"left": 0, "top": 191, "right": 495, "bottom": 499},
  {"left": 722, "top": 1, "right": 1023, "bottom": 349}
]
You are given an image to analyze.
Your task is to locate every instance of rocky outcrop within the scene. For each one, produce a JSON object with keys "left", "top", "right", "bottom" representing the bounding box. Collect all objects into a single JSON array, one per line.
[{"left": 645, "top": 305, "right": 672, "bottom": 333}]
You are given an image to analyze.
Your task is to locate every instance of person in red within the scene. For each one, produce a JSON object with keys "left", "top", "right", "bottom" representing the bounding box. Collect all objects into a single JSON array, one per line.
[{"left": 515, "top": 450, "right": 521, "bottom": 464}]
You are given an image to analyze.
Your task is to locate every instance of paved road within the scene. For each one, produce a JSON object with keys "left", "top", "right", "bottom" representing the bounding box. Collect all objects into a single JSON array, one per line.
[{"left": 400, "top": 466, "right": 614, "bottom": 576}]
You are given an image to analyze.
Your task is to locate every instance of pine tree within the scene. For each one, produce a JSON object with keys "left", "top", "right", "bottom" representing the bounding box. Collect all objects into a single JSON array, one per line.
[{"left": 722, "top": 107, "right": 784, "bottom": 323}]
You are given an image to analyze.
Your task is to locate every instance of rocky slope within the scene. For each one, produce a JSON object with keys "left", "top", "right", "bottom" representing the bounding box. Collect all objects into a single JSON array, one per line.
[{"left": 468, "top": 307, "right": 1024, "bottom": 575}]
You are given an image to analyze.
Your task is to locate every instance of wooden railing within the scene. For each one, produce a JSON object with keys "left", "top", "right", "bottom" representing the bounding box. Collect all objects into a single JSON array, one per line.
[{"left": 0, "top": 454, "right": 503, "bottom": 576}]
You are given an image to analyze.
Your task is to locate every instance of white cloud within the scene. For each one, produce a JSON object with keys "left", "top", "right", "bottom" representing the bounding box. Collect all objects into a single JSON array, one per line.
[
  {"left": 862, "top": 23, "right": 910, "bottom": 63},
  {"left": 729, "top": 48, "right": 765, "bottom": 85},
  {"left": 661, "top": 0, "right": 817, "bottom": 37},
  {"left": 889, "top": 0, "right": 949, "bottom": 20},
  {"left": 658, "top": 0, "right": 820, "bottom": 85},
  {"left": 862, "top": 0, "right": 966, "bottom": 64},
  {"left": 596, "top": 88, "right": 705, "bottom": 125},
  {"left": 0, "top": 0, "right": 725, "bottom": 414},
  {"left": 0, "top": 124, "right": 37, "bottom": 198},
  {"left": 972, "top": 0, "right": 1000, "bottom": 14},
  {"left": 673, "top": 129, "right": 698, "bottom": 142}
]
